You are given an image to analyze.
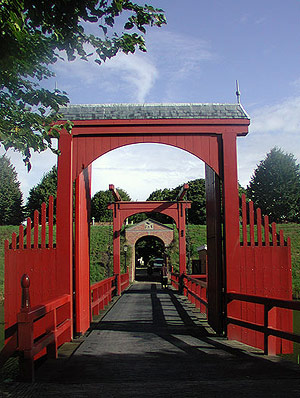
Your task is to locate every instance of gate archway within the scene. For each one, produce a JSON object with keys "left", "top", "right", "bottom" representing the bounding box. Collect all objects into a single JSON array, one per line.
[
  {"left": 56, "top": 103, "right": 250, "bottom": 335},
  {"left": 125, "top": 218, "right": 174, "bottom": 281}
]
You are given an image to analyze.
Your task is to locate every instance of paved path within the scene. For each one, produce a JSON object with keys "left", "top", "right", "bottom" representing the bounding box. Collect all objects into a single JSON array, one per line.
[{"left": 1, "top": 282, "right": 300, "bottom": 397}]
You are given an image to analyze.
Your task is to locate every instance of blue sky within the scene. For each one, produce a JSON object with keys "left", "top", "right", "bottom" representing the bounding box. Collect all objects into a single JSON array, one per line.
[{"left": 2, "top": 0, "right": 300, "bottom": 201}]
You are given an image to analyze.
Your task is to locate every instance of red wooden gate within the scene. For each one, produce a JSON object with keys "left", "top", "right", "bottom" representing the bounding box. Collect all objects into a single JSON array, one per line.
[
  {"left": 3, "top": 197, "right": 72, "bottom": 361},
  {"left": 227, "top": 194, "right": 293, "bottom": 354}
]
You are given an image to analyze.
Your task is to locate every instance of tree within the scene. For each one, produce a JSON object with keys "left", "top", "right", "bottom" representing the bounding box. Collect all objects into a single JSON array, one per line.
[
  {"left": 0, "top": 1, "right": 166, "bottom": 168},
  {"left": 26, "top": 166, "right": 57, "bottom": 219},
  {"left": 185, "top": 179, "right": 206, "bottom": 225},
  {"left": 91, "top": 187, "right": 131, "bottom": 222},
  {"left": 0, "top": 155, "right": 24, "bottom": 225},
  {"left": 247, "top": 147, "right": 300, "bottom": 223},
  {"left": 146, "top": 179, "right": 206, "bottom": 224}
]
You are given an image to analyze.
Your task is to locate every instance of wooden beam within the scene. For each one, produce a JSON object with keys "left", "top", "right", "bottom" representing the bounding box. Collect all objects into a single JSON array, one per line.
[
  {"left": 177, "top": 183, "right": 189, "bottom": 201},
  {"left": 109, "top": 184, "right": 122, "bottom": 201}
]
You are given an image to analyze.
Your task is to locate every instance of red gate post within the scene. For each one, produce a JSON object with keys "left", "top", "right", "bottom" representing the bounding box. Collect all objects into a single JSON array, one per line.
[
  {"left": 113, "top": 202, "right": 121, "bottom": 295},
  {"left": 178, "top": 202, "right": 187, "bottom": 277},
  {"left": 222, "top": 133, "right": 241, "bottom": 340},
  {"left": 75, "top": 165, "right": 92, "bottom": 335},
  {"left": 56, "top": 130, "right": 73, "bottom": 338}
]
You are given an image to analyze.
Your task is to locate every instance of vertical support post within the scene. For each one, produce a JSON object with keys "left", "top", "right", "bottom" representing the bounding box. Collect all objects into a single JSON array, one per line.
[
  {"left": 75, "top": 165, "right": 92, "bottom": 335},
  {"left": 56, "top": 131, "right": 73, "bottom": 337},
  {"left": 113, "top": 203, "right": 121, "bottom": 295},
  {"left": 18, "top": 274, "right": 34, "bottom": 382},
  {"left": 222, "top": 133, "right": 241, "bottom": 340},
  {"left": 205, "top": 164, "right": 223, "bottom": 334},
  {"left": 178, "top": 202, "right": 187, "bottom": 277},
  {"left": 264, "top": 304, "right": 269, "bottom": 355}
]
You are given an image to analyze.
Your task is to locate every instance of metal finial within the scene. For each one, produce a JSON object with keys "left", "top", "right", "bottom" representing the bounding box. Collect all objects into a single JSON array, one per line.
[{"left": 236, "top": 80, "right": 241, "bottom": 104}]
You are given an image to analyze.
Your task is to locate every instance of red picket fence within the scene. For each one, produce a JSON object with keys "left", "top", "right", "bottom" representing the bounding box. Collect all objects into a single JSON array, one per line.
[
  {"left": 230, "top": 194, "right": 293, "bottom": 354},
  {"left": 3, "top": 197, "right": 73, "bottom": 364}
]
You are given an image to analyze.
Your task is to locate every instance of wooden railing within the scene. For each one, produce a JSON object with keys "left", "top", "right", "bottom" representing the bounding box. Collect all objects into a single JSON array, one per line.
[
  {"left": 183, "top": 275, "right": 208, "bottom": 314},
  {"left": 227, "top": 292, "right": 299, "bottom": 355},
  {"left": 90, "top": 272, "right": 130, "bottom": 317},
  {"left": 17, "top": 274, "right": 72, "bottom": 382},
  {"left": 90, "top": 276, "right": 116, "bottom": 316},
  {"left": 120, "top": 272, "right": 130, "bottom": 292},
  {"left": 170, "top": 272, "right": 207, "bottom": 314},
  {"left": 170, "top": 272, "right": 180, "bottom": 289}
]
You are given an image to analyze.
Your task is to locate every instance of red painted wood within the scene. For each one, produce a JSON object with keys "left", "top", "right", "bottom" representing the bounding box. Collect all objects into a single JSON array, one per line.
[
  {"left": 67, "top": 117, "right": 250, "bottom": 128},
  {"left": 41, "top": 203, "right": 46, "bottom": 249},
  {"left": 205, "top": 165, "right": 223, "bottom": 333},
  {"left": 49, "top": 196, "right": 54, "bottom": 248},
  {"left": 257, "top": 208, "right": 262, "bottom": 246},
  {"left": 237, "top": 196, "right": 293, "bottom": 354},
  {"left": 75, "top": 166, "right": 92, "bottom": 335},
  {"left": 222, "top": 133, "right": 241, "bottom": 341},
  {"left": 19, "top": 225, "right": 24, "bottom": 249},
  {"left": 279, "top": 230, "right": 284, "bottom": 246},
  {"left": 254, "top": 246, "right": 264, "bottom": 348},
  {"left": 272, "top": 223, "right": 277, "bottom": 246},
  {"left": 34, "top": 210, "right": 39, "bottom": 249},
  {"left": 26, "top": 218, "right": 31, "bottom": 249},
  {"left": 242, "top": 194, "right": 247, "bottom": 246},
  {"left": 249, "top": 201, "right": 255, "bottom": 247},
  {"left": 73, "top": 134, "right": 221, "bottom": 180},
  {"left": 12, "top": 233, "right": 16, "bottom": 249},
  {"left": 56, "top": 131, "right": 73, "bottom": 339},
  {"left": 264, "top": 216, "right": 270, "bottom": 246}
]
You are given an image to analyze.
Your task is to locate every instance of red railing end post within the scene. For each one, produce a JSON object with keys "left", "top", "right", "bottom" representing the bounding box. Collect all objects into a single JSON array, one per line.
[{"left": 21, "top": 274, "right": 30, "bottom": 312}]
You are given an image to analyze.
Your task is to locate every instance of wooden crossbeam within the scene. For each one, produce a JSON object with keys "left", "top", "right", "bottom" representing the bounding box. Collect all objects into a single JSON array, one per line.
[
  {"left": 109, "top": 184, "right": 122, "bottom": 201},
  {"left": 176, "top": 183, "right": 189, "bottom": 201}
]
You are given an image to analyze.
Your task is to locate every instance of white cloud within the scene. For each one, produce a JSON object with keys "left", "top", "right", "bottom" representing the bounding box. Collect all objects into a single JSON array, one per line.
[
  {"left": 92, "top": 143, "right": 204, "bottom": 200},
  {"left": 52, "top": 50, "right": 158, "bottom": 103},
  {"left": 145, "top": 30, "right": 216, "bottom": 100},
  {"left": 102, "top": 53, "right": 158, "bottom": 103}
]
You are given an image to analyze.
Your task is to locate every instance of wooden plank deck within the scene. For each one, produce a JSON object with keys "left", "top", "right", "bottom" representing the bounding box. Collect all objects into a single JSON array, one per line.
[{"left": 1, "top": 282, "right": 300, "bottom": 397}]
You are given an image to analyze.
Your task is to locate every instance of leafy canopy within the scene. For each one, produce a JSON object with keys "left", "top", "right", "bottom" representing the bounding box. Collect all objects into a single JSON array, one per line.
[
  {"left": 25, "top": 165, "right": 57, "bottom": 219},
  {"left": 147, "top": 179, "right": 206, "bottom": 225},
  {"left": 0, "top": 1, "right": 166, "bottom": 168},
  {"left": 91, "top": 187, "right": 131, "bottom": 222},
  {"left": 247, "top": 147, "right": 300, "bottom": 223},
  {"left": 0, "top": 155, "right": 24, "bottom": 225}
]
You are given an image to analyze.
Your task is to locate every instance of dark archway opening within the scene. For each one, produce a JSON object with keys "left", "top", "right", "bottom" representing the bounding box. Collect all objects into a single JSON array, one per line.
[{"left": 135, "top": 236, "right": 165, "bottom": 282}]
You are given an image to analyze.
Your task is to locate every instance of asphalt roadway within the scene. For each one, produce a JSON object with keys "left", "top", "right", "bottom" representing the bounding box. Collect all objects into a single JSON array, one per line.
[{"left": 2, "top": 279, "right": 300, "bottom": 397}]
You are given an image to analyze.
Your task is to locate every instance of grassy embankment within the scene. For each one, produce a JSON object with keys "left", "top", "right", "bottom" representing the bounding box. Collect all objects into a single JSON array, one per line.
[{"left": 0, "top": 223, "right": 299, "bottom": 297}]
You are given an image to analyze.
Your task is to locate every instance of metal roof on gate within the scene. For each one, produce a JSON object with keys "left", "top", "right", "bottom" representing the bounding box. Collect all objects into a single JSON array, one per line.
[{"left": 58, "top": 103, "right": 250, "bottom": 121}]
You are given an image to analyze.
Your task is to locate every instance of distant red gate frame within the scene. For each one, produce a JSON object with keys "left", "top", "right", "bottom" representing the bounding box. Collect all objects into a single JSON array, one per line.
[
  {"left": 56, "top": 115, "right": 250, "bottom": 335},
  {"left": 108, "top": 183, "right": 192, "bottom": 294}
]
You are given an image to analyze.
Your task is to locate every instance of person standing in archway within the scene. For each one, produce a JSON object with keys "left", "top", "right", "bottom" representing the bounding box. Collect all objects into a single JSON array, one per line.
[{"left": 161, "top": 263, "right": 168, "bottom": 289}]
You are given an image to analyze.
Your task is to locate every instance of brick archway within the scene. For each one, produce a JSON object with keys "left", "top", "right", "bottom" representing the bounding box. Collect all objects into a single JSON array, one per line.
[{"left": 125, "top": 219, "right": 174, "bottom": 282}]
